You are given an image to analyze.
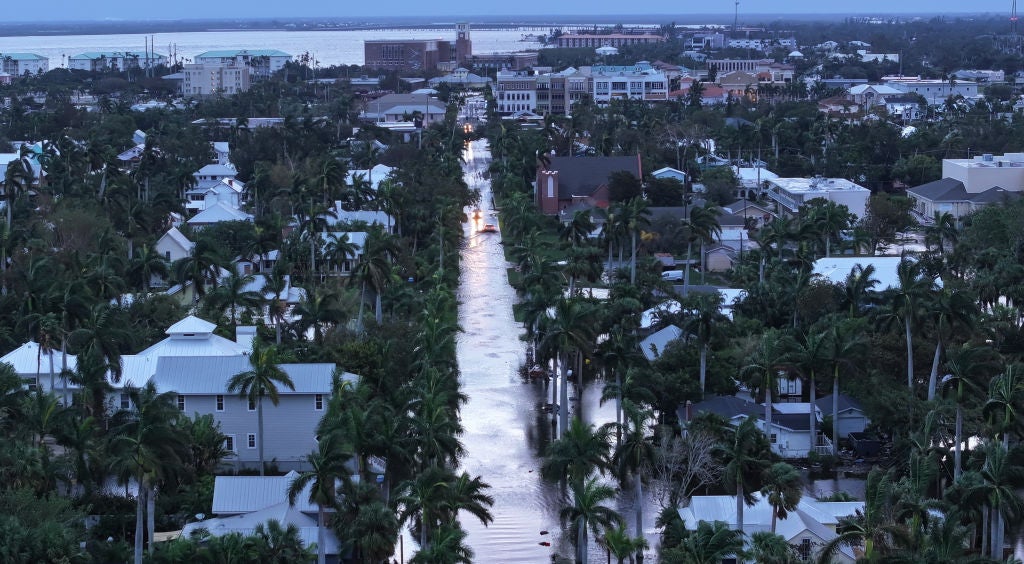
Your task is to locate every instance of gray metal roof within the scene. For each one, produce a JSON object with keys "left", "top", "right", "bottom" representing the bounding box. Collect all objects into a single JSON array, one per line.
[
  {"left": 814, "top": 393, "right": 864, "bottom": 414},
  {"left": 150, "top": 355, "right": 349, "bottom": 395},
  {"left": 639, "top": 325, "right": 682, "bottom": 361}
]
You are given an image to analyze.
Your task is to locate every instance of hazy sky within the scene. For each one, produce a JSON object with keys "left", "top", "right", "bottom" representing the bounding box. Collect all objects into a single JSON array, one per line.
[{"left": 6, "top": 1, "right": 1010, "bottom": 21}]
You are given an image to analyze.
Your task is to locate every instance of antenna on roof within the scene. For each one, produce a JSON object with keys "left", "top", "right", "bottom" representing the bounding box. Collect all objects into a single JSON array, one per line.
[{"left": 733, "top": 1, "right": 740, "bottom": 36}]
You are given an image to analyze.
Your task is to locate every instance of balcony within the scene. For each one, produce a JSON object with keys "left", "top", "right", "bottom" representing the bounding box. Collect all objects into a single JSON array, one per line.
[{"left": 813, "top": 434, "right": 834, "bottom": 456}]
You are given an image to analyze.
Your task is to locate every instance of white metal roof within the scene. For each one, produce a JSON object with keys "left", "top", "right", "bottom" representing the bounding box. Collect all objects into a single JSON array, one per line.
[
  {"left": 159, "top": 227, "right": 194, "bottom": 253},
  {"left": 187, "top": 202, "right": 253, "bottom": 225},
  {"left": 212, "top": 471, "right": 318, "bottom": 513},
  {"left": 812, "top": 256, "right": 941, "bottom": 291},
  {"left": 0, "top": 341, "right": 77, "bottom": 376},
  {"left": 150, "top": 355, "right": 347, "bottom": 395},
  {"left": 166, "top": 315, "right": 216, "bottom": 335},
  {"left": 639, "top": 325, "right": 682, "bottom": 361},
  {"left": 195, "top": 163, "right": 237, "bottom": 177}
]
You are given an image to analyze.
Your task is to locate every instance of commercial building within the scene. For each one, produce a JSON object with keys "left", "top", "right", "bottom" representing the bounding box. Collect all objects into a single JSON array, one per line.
[
  {"left": 765, "top": 176, "right": 871, "bottom": 219},
  {"left": 469, "top": 51, "right": 538, "bottom": 71},
  {"left": 359, "top": 93, "right": 447, "bottom": 125},
  {"left": 181, "top": 63, "right": 251, "bottom": 96},
  {"left": 193, "top": 49, "right": 292, "bottom": 79},
  {"left": 884, "top": 75, "right": 979, "bottom": 104},
  {"left": 555, "top": 33, "right": 664, "bottom": 48},
  {"left": 589, "top": 63, "right": 669, "bottom": 103},
  {"left": 69, "top": 51, "right": 167, "bottom": 71},
  {"left": 0, "top": 52, "right": 48, "bottom": 76},
  {"left": 364, "top": 22, "right": 472, "bottom": 71}
]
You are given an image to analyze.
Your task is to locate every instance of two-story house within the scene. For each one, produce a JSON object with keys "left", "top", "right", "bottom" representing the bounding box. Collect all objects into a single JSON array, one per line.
[{"left": 149, "top": 355, "right": 357, "bottom": 471}]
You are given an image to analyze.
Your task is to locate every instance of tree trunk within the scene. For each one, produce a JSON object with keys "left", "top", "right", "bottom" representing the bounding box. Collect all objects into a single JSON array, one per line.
[
  {"left": 147, "top": 483, "right": 156, "bottom": 554},
  {"left": 607, "top": 240, "right": 614, "bottom": 278},
  {"left": 954, "top": 405, "right": 963, "bottom": 481},
  {"left": 982, "top": 505, "right": 990, "bottom": 558},
  {"left": 905, "top": 319, "right": 914, "bottom": 392},
  {"left": 832, "top": 368, "right": 840, "bottom": 456},
  {"left": 765, "top": 379, "right": 774, "bottom": 454},
  {"left": 700, "top": 241, "right": 706, "bottom": 285},
  {"left": 630, "top": 231, "right": 637, "bottom": 285},
  {"left": 560, "top": 353, "right": 569, "bottom": 436},
  {"left": 318, "top": 504, "right": 327, "bottom": 564},
  {"left": 134, "top": 480, "right": 145, "bottom": 564},
  {"left": 736, "top": 479, "right": 744, "bottom": 534},
  {"left": 771, "top": 505, "right": 778, "bottom": 534},
  {"left": 579, "top": 517, "right": 588, "bottom": 564},
  {"left": 634, "top": 475, "right": 644, "bottom": 555},
  {"left": 699, "top": 345, "right": 707, "bottom": 399},
  {"left": 809, "top": 371, "right": 816, "bottom": 455},
  {"left": 357, "top": 279, "right": 367, "bottom": 332},
  {"left": 927, "top": 339, "right": 942, "bottom": 401},
  {"left": 683, "top": 242, "right": 692, "bottom": 297},
  {"left": 258, "top": 395, "right": 265, "bottom": 476},
  {"left": 375, "top": 290, "right": 383, "bottom": 324},
  {"left": 615, "top": 371, "right": 622, "bottom": 447}
]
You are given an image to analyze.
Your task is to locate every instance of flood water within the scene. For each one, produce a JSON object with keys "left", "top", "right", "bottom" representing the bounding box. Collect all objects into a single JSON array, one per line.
[{"left": 452, "top": 140, "right": 659, "bottom": 563}]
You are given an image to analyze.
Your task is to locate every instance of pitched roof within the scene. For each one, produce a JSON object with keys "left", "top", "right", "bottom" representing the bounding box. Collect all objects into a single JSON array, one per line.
[
  {"left": 0, "top": 341, "right": 77, "bottom": 376},
  {"left": 195, "top": 163, "right": 237, "bottom": 177},
  {"left": 212, "top": 471, "right": 317, "bottom": 513},
  {"left": 187, "top": 202, "right": 253, "bottom": 225},
  {"left": 969, "top": 186, "right": 1023, "bottom": 204},
  {"left": 151, "top": 355, "right": 348, "bottom": 395},
  {"left": 815, "top": 393, "right": 864, "bottom": 414},
  {"left": 683, "top": 395, "right": 760, "bottom": 422},
  {"left": 545, "top": 156, "right": 641, "bottom": 200},
  {"left": 181, "top": 500, "right": 337, "bottom": 554},
  {"left": 166, "top": 315, "right": 216, "bottom": 335},
  {"left": 639, "top": 325, "right": 682, "bottom": 361}
]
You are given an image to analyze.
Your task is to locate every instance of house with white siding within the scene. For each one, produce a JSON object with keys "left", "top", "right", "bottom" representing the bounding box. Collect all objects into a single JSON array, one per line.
[{"left": 149, "top": 355, "right": 357, "bottom": 471}]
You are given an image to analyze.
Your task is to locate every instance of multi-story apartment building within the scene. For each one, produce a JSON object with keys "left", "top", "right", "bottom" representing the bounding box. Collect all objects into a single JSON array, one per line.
[
  {"left": 589, "top": 64, "right": 669, "bottom": 103},
  {"left": 555, "top": 33, "right": 664, "bottom": 48},
  {"left": 182, "top": 63, "right": 252, "bottom": 96},
  {"left": 495, "top": 71, "right": 537, "bottom": 114},
  {"left": 0, "top": 53, "right": 48, "bottom": 76},
  {"left": 69, "top": 51, "right": 167, "bottom": 71},
  {"left": 193, "top": 49, "right": 292, "bottom": 79}
]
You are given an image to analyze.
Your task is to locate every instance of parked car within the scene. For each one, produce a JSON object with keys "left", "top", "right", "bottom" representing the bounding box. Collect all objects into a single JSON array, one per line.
[
  {"left": 480, "top": 224, "right": 498, "bottom": 233},
  {"left": 662, "top": 270, "right": 683, "bottom": 281}
]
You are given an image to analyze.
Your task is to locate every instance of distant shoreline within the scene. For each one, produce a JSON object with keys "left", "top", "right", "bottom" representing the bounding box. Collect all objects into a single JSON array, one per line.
[{"left": 0, "top": 12, "right": 1007, "bottom": 38}]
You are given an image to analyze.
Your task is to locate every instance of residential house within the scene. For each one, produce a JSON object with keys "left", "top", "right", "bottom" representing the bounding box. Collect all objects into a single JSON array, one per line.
[
  {"left": 718, "top": 70, "right": 759, "bottom": 99},
  {"left": 327, "top": 208, "right": 395, "bottom": 233},
  {"left": 182, "top": 472, "right": 343, "bottom": 561},
  {"left": 815, "top": 393, "right": 871, "bottom": 440},
  {"left": 154, "top": 226, "right": 194, "bottom": 263},
  {"left": 150, "top": 355, "right": 353, "bottom": 471},
  {"left": 818, "top": 96, "right": 862, "bottom": 118},
  {"left": 668, "top": 82, "right": 729, "bottom": 106},
  {"left": 185, "top": 178, "right": 245, "bottom": 212},
  {"left": 317, "top": 231, "right": 367, "bottom": 276},
  {"left": 536, "top": 155, "right": 642, "bottom": 215},
  {"left": 704, "top": 245, "right": 739, "bottom": 272},
  {"left": 360, "top": 93, "right": 447, "bottom": 125},
  {"left": 187, "top": 202, "right": 254, "bottom": 229},
  {"left": 651, "top": 167, "right": 687, "bottom": 183},
  {"left": 848, "top": 84, "right": 905, "bottom": 107},
  {"left": 883, "top": 76, "right": 979, "bottom": 104},
  {"left": 678, "top": 396, "right": 833, "bottom": 458},
  {"left": 884, "top": 94, "right": 922, "bottom": 121},
  {"left": 346, "top": 164, "right": 394, "bottom": 192},
  {"left": 68, "top": 51, "right": 166, "bottom": 71},
  {"left": 733, "top": 166, "right": 780, "bottom": 200},
  {"left": 193, "top": 49, "right": 292, "bottom": 78},
  {"left": 0, "top": 341, "right": 77, "bottom": 402},
  {"left": 211, "top": 142, "right": 231, "bottom": 165},
  {"left": 193, "top": 163, "right": 237, "bottom": 184},
  {"left": 764, "top": 176, "right": 870, "bottom": 219},
  {"left": 0, "top": 53, "right": 48, "bottom": 76},
  {"left": 906, "top": 178, "right": 1021, "bottom": 221},
  {"left": 722, "top": 199, "right": 774, "bottom": 226},
  {"left": 942, "top": 152, "right": 1024, "bottom": 193},
  {"left": 678, "top": 494, "right": 861, "bottom": 563},
  {"left": 638, "top": 325, "right": 682, "bottom": 361}
]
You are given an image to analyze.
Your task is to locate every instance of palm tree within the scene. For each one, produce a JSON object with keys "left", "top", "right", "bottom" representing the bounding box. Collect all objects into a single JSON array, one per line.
[
  {"left": 539, "top": 298, "right": 596, "bottom": 435},
  {"left": 684, "top": 293, "right": 726, "bottom": 399},
  {"left": 924, "top": 210, "right": 958, "bottom": 254},
  {"left": 107, "top": 382, "right": 187, "bottom": 564},
  {"left": 886, "top": 259, "right": 936, "bottom": 393},
  {"left": 741, "top": 329, "right": 790, "bottom": 449},
  {"left": 208, "top": 271, "right": 263, "bottom": 329},
  {"left": 439, "top": 472, "right": 495, "bottom": 531},
  {"left": 942, "top": 344, "right": 995, "bottom": 480},
  {"left": 786, "top": 330, "right": 831, "bottom": 454},
  {"left": 71, "top": 304, "right": 132, "bottom": 383},
  {"left": 925, "top": 288, "right": 977, "bottom": 400},
  {"left": 409, "top": 521, "right": 473, "bottom": 564},
  {"left": 748, "top": 531, "right": 796, "bottom": 564},
  {"left": 840, "top": 263, "right": 879, "bottom": 318},
  {"left": 323, "top": 231, "right": 358, "bottom": 275},
  {"left": 602, "top": 525, "right": 649, "bottom": 564},
  {"left": 350, "top": 229, "right": 398, "bottom": 329},
  {"left": 541, "top": 417, "right": 613, "bottom": 487},
  {"left": 983, "top": 366, "right": 1024, "bottom": 449},
  {"left": 227, "top": 339, "right": 295, "bottom": 476},
  {"left": 672, "top": 520, "right": 746, "bottom": 564},
  {"left": 612, "top": 403, "right": 656, "bottom": 551},
  {"left": 288, "top": 432, "right": 353, "bottom": 564},
  {"left": 397, "top": 465, "right": 450, "bottom": 550},
  {"left": 718, "top": 416, "right": 770, "bottom": 535},
  {"left": 760, "top": 463, "right": 802, "bottom": 534},
  {"left": 688, "top": 203, "right": 722, "bottom": 287},
  {"left": 172, "top": 238, "right": 228, "bottom": 298},
  {"left": 817, "top": 467, "right": 903, "bottom": 562},
  {"left": 292, "top": 287, "right": 348, "bottom": 344},
  {"left": 621, "top": 197, "right": 651, "bottom": 285},
  {"left": 825, "top": 320, "right": 867, "bottom": 455},
  {"left": 253, "top": 519, "right": 316, "bottom": 563},
  {"left": 561, "top": 476, "right": 624, "bottom": 564},
  {"left": 128, "top": 245, "right": 169, "bottom": 293}
]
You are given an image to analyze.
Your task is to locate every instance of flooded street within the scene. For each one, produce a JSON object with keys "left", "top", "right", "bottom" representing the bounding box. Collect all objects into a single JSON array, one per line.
[{"left": 453, "top": 140, "right": 655, "bottom": 562}]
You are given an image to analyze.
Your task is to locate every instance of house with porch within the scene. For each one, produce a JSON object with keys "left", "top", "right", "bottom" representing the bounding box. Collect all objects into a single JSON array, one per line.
[
  {"left": 535, "top": 155, "right": 642, "bottom": 215},
  {"left": 155, "top": 227, "right": 194, "bottom": 263},
  {"left": 185, "top": 178, "right": 245, "bottom": 212},
  {"left": 815, "top": 393, "right": 871, "bottom": 440}
]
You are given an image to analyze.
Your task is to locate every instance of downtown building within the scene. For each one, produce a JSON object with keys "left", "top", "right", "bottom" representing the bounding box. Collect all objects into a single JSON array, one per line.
[{"left": 364, "top": 22, "right": 472, "bottom": 72}]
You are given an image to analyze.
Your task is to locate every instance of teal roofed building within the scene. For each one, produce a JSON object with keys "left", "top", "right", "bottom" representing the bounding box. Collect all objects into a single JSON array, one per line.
[
  {"left": 0, "top": 52, "right": 49, "bottom": 76},
  {"left": 194, "top": 49, "right": 292, "bottom": 78},
  {"left": 68, "top": 51, "right": 167, "bottom": 72}
]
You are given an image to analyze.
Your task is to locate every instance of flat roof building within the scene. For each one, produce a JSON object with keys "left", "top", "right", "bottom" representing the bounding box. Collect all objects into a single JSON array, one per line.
[
  {"left": 69, "top": 51, "right": 166, "bottom": 71},
  {"left": 0, "top": 52, "right": 48, "bottom": 76},
  {"left": 194, "top": 49, "right": 291, "bottom": 78},
  {"left": 765, "top": 176, "right": 871, "bottom": 219}
]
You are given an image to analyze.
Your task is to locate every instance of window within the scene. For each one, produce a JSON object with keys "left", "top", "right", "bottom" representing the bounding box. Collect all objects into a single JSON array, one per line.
[
  {"left": 770, "top": 433, "right": 778, "bottom": 444},
  {"left": 216, "top": 395, "right": 224, "bottom": 412},
  {"left": 247, "top": 433, "right": 256, "bottom": 449},
  {"left": 799, "top": 538, "right": 812, "bottom": 559},
  {"left": 315, "top": 394, "right": 324, "bottom": 411},
  {"left": 177, "top": 395, "right": 186, "bottom": 412},
  {"left": 248, "top": 398, "right": 256, "bottom": 411},
  {"left": 224, "top": 435, "right": 235, "bottom": 452},
  {"left": 120, "top": 393, "right": 130, "bottom": 410},
  {"left": 164, "top": 251, "right": 171, "bottom": 260}
]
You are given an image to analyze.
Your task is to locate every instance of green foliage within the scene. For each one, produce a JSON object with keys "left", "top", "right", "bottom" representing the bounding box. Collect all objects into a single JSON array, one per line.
[{"left": 0, "top": 489, "right": 90, "bottom": 563}]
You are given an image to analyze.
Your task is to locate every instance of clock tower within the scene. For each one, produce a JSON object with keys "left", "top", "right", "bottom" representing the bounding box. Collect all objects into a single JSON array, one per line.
[{"left": 455, "top": 22, "right": 472, "bottom": 66}]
